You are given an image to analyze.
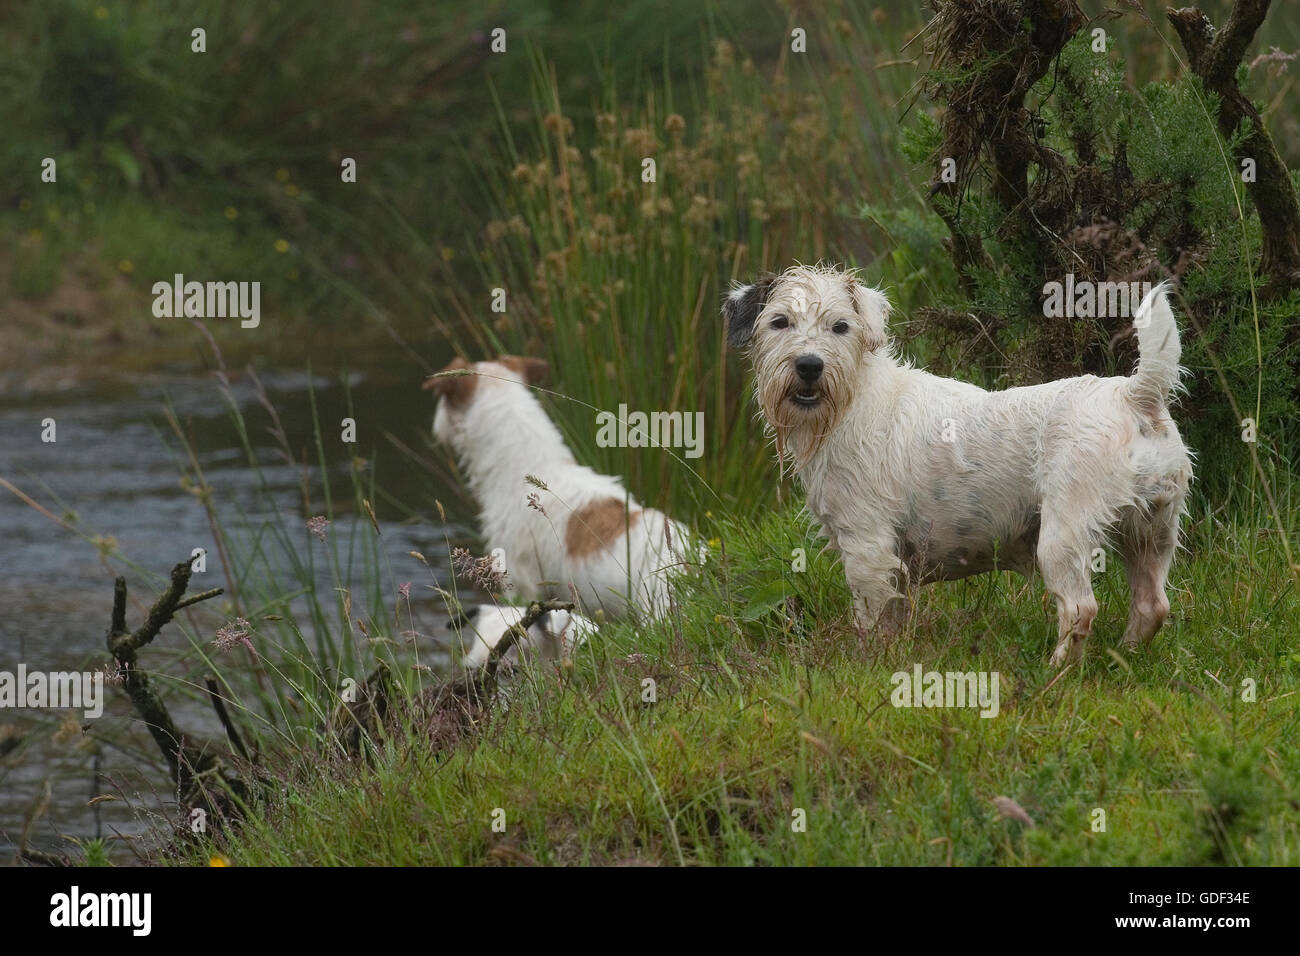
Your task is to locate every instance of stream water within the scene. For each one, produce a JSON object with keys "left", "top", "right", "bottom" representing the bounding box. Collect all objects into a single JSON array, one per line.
[{"left": 0, "top": 349, "right": 475, "bottom": 862}]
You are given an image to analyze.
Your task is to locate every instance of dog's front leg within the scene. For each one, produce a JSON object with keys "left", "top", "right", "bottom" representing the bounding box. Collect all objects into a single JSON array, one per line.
[{"left": 840, "top": 536, "right": 908, "bottom": 640}]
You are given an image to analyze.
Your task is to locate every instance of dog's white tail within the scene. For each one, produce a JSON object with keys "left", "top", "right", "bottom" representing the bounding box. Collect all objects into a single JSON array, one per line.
[{"left": 1127, "top": 281, "right": 1182, "bottom": 409}]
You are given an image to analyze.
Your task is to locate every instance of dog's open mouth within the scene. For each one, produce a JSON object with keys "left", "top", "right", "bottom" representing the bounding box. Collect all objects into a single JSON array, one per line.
[{"left": 790, "top": 387, "right": 822, "bottom": 408}]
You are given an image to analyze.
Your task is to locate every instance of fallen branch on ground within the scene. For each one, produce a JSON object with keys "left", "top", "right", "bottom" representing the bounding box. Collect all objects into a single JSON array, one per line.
[{"left": 104, "top": 560, "right": 249, "bottom": 840}]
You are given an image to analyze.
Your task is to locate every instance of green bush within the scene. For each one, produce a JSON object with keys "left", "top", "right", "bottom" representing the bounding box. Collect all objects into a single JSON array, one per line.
[{"left": 878, "top": 23, "right": 1300, "bottom": 510}]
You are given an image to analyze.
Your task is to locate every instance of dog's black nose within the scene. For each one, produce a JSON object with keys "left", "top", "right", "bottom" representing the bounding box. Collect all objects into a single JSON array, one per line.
[{"left": 795, "top": 354, "right": 824, "bottom": 383}]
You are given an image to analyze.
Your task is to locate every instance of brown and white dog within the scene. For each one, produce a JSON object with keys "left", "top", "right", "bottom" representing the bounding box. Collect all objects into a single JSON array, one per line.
[
  {"left": 425, "top": 355, "right": 699, "bottom": 619},
  {"left": 726, "top": 264, "right": 1193, "bottom": 665}
]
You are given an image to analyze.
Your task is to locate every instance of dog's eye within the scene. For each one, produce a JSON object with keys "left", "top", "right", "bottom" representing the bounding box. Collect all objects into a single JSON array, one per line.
[
  {"left": 832, "top": 321, "right": 850, "bottom": 334},
  {"left": 769, "top": 315, "right": 789, "bottom": 330}
]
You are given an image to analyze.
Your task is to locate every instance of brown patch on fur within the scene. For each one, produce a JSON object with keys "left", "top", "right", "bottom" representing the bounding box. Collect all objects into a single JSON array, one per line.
[
  {"left": 422, "top": 356, "right": 478, "bottom": 409},
  {"left": 498, "top": 354, "right": 549, "bottom": 386},
  {"left": 566, "top": 497, "right": 639, "bottom": 560}
]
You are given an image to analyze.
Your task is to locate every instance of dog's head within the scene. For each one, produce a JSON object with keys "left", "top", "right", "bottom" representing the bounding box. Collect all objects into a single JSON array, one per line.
[
  {"left": 423, "top": 354, "right": 549, "bottom": 447},
  {"left": 724, "top": 264, "right": 890, "bottom": 457}
]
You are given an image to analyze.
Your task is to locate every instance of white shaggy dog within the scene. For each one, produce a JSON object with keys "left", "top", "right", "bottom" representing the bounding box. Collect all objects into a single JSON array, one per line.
[
  {"left": 424, "top": 355, "right": 697, "bottom": 619},
  {"left": 726, "top": 264, "right": 1193, "bottom": 665},
  {"left": 451, "top": 604, "right": 597, "bottom": 671}
]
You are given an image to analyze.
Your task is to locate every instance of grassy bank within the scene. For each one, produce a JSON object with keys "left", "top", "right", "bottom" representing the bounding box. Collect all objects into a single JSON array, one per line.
[{"left": 169, "top": 505, "right": 1300, "bottom": 866}]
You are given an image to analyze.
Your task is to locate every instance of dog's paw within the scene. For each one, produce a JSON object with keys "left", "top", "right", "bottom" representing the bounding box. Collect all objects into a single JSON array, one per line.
[
  {"left": 878, "top": 600, "right": 910, "bottom": 640},
  {"left": 853, "top": 596, "right": 908, "bottom": 646},
  {"left": 1049, "top": 636, "right": 1085, "bottom": 667}
]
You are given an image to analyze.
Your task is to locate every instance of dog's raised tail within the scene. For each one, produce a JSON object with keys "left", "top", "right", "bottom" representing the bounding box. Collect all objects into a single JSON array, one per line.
[{"left": 1127, "top": 281, "right": 1182, "bottom": 410}]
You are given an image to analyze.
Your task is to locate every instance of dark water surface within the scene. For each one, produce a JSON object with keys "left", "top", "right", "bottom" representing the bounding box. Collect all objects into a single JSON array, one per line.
[{"left": 0, "top": 351, "right": 476, "bottom": 862}]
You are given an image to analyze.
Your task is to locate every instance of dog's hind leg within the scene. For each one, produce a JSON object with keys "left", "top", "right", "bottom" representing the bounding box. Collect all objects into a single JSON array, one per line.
[
  {"left": 1037, "top": 507, "right": 1100, "bottom": 667},
  {"left": 1118, "top": 502, "right": 1179, "bottom": 651}
]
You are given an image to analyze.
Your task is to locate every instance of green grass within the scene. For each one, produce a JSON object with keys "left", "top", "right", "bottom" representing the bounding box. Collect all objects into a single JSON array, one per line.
[{"left": 168, "top": 506, "right": 1300, "bottom": 867}]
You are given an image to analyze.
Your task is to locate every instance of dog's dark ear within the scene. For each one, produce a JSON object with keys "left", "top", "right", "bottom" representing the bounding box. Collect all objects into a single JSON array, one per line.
[
  {"left": 498, "top": 354, "right": 549, "bottom": 386},
  {"left": 422, "top": 356, "right": 473, "bottom": 401},
  {"left": 723, "top": 275, "right": 776, "bottom": 348}
]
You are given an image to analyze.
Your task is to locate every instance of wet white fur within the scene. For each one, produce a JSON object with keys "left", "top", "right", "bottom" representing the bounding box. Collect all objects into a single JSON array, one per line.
[
  {"left": 432, "top": 360, "right": 698, "bottom": 618},
  {"left": 732, "top": 264, "right": 1193, "bottom": 665},
  {"left": 453, "top": 604, "right": 597, "bottom": 671}
]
